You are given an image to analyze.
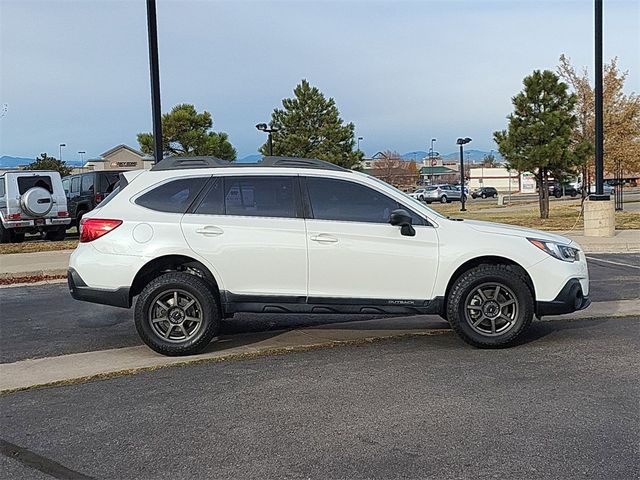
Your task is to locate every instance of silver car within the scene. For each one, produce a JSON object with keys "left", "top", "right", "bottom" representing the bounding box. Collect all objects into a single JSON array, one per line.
[{"left": 423, "top": 184, "right": 465, "bottom": 203}]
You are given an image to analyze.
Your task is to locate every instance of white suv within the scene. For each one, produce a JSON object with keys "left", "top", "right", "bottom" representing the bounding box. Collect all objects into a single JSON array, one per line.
[
  {"left": 1, "top": 170, "right": 71, "bottom": 243},
  {"left": 68, "top": 157, "right": 590, "bottom": 356}
]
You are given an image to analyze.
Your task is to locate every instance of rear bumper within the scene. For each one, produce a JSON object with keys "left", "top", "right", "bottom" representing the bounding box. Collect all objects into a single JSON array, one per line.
[
  {"left": 68, "top": 268, "right": 131, "bottom": 308},
  {"left": 536, "top": 279, "right": 590, "bottom": 316}
]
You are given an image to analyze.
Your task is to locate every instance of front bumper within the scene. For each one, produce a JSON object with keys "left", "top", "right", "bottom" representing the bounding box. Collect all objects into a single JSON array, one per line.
[
  {"left": 68, "top": 268, "right": 131, "bottom": 308},
  {"left": 536, "top": 278, "right": 591, "bottom": 316}
]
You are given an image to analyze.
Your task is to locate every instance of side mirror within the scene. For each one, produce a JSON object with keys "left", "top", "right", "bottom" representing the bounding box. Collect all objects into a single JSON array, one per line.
[{"left": 389, "top": 209, "right": 415, "bottom": 237}]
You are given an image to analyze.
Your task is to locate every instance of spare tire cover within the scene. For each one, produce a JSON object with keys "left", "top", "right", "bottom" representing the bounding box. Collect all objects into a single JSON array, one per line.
[{"left": 20, "top": 187, "right": 53, "bottom": 217}]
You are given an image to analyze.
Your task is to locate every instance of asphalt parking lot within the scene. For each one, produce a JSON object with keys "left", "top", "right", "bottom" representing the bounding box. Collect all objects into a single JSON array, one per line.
[
  {"left": 1, "top": 316, "right": 638, "bottom": 479},
  {"left": 0, "top": 253, "right": 638, "bottom": 479}
]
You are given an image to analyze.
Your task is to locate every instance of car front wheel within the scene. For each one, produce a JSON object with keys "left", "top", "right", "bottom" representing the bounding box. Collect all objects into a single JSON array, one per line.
[
  {"left": 440, "top": 195, "right": 448, "bottom": 203},
  {"left": 446, "top": 265, "right": 534, "bottom": 348},
  {"left": 134, "top": 272, "right": 220, "bottom": 356}
]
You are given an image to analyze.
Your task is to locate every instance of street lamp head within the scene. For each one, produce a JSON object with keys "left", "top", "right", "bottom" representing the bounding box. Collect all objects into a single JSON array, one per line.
[
  {"left": 59, "top": 143, "right": 66, "bottom": 147},
  {"left": 270, "top": 124, "right": 281, "bottom": 132},
  {"left": 432, "top": 138, "right": 436, "bottom": 142},
  {"left": 456, "top": 137, "right": 472, "bottom": 145},
  {"left": 358, "top": 136, "right": 363, "bottom": 141},
  {"left": 255, "top": 123, "right": 268, "bottom": 132}
]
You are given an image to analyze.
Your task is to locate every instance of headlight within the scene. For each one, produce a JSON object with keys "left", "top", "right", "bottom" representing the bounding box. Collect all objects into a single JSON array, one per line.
[{"left": 527, "top": 238, "right": 580, "bottom": 262}]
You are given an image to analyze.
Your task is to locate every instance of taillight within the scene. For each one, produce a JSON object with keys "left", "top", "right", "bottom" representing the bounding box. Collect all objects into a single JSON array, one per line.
[
  {"left": 58, "top": 211, "right": 69, "bottom": 217},
  {"left": 79, "top": 218, "right": 122, "bottom": 243},
  {"left": 95, "top": 194, "right": 103, "bottom": 203},
  {"left": 6, "top": 213, "right": 21, "bottom": 220}
]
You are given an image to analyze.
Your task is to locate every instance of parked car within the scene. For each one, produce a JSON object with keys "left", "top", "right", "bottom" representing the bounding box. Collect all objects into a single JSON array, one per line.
[
  {"left": 68, "top": 156, "right": 590, "bottom": 356},
  {"left": 578, "top": 183, "right": 615, "bottom": 195},
  {"left": 471, "top": 187, "right": 498, "bottom": 199},
  {"left": 0, "top": 170, "right": 71, "bottom": 243},
  {"left": 409, "top": 188, "right": 427, "bottom": 201},
  {"left": 62, "top": 171, "right": 121, "bottom": 227},
  {"left": 423, "top": 184, "right": 465, "bottom": 203},
  {"left": 548, "top": 183, "right": 578, "bottom": 198}
]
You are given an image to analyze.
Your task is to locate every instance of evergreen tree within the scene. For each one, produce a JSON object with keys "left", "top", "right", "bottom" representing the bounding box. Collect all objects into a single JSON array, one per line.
[
  {"left": 138, "top": 104, "right": 236, "bottom": 160},
  {"left": 27, "top": 153, "right": 72, "bottom": 177},
  {"left": 260, "top": 80, "right": 363, "bottom": 168},
  {"left": 494, "top": 70, "right": 582, "bottom": 219}
]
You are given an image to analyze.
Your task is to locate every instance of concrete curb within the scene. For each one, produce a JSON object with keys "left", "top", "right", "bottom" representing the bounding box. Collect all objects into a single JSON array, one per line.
[{"left": 1, "top": 299, "right": 638, "bottom": 394}]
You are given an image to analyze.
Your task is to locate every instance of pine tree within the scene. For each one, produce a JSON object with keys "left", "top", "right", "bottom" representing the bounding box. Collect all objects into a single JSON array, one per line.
[
  {"left": 260, "top": 80, "right": 363, "bottom": 168},
  {"left": 494, "top": 70, "right": 582, "bottom": 219},
  {"left": 28, "top": 153, "right": 72, "bottom": 177},
  {"left": 138, "top": 104, "right": 236, "bottom": 160}
]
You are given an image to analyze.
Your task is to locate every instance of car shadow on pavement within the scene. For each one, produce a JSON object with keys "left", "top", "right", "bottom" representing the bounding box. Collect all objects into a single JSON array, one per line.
[{"left": 512, "top": 317, "right": 611, "bottom": 346}]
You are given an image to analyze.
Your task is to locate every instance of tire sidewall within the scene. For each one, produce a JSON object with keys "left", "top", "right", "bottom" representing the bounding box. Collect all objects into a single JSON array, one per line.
[
  {"left": 447, "top": 267, "right": 533, "bottom": 348},
  {"left": 135, "top": 273, "right": 219, "bottom": 355}
]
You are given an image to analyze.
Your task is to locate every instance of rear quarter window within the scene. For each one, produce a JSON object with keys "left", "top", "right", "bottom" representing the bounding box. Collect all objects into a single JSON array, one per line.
[{"left": 135, "top": 177, "right": 208, "bottom": 213}]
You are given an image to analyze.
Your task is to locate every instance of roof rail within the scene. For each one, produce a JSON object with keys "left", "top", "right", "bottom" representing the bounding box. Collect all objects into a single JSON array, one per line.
[
  {"left": 150, "top": 155, "right": 350, "bottom": 172},
  {"left": 151, "top": 156, "right": 232, "bottom": 171}
]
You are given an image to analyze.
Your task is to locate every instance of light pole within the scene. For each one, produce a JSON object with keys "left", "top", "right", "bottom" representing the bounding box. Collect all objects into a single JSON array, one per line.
[
  {"left": 256, "top": 123, "right": 280, "bottom": 156},
  {"left": 59, "top": 143, "right": 66, "bottom": 162},
  {"left": 78, "top": 151, "right": 85, "bottom": 172},
  {"left": 457, "top": 137, "right": 472, "bottom": 211},
  {"left": 357, "top": 136, "right": 363, "bottom": 152},
  {"left": 429, "top": 138, "right": 436, "bottom": 185},
  {"left": 146, "top": 0, "right": 163, "bottom": 165}
]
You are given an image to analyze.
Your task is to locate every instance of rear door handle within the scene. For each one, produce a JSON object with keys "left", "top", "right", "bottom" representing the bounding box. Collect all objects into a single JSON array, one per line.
[
  {"left": 310, "top": 234, "right": 338, "bottom": 244},
  {"left": 195, "top": 226, "right": 224, "bottom": 236}
]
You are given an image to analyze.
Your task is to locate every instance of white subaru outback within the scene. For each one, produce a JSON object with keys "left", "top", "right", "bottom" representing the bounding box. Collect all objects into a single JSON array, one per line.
[{"left": 68, "top": 157, "right": 590, "bottom": 356}]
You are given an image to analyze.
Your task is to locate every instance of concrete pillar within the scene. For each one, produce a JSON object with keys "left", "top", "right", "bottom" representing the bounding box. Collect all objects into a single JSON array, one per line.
[{"left": 583, "top": 198, "right": 615, "bottom": 237}]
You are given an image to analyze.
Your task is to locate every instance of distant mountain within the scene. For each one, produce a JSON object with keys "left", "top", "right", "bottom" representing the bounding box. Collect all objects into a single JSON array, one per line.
[
  {"left": 400, "top": 151, "right": 428, "bottom": 161},
  {"left": 0, "top": 155, "right": 85, "bottom": 169},
  {"left": 440, "top": 149, "right": 503, "bottom": 162},
  {"left": 0, "top": 156, "right": 34, "bottom": 168},
  {"left": 394, "top": 150, "right": 502, "bottom": 163}
]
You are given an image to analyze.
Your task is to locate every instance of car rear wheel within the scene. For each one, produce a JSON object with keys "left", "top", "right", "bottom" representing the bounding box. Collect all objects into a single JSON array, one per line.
[
  {"left": 440, "top": 195, "right": 448, "bottom": 203},
  {"left": 45, "top": 227, "right": 66, "bottom": 241},
  {"left": 446, "top": 264, "right": 534, "bottom": 348},
  {"left": 481, "top": 193, "right": 487, "bottom": 199},
  {"left": 134, "top": 272, "right": 220, "bottom": 356}
]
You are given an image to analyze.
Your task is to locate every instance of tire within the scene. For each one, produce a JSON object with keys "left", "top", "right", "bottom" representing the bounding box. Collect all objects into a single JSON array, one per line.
[
  {"left": 419, "top": 195, "right": 424, "bottom": 202},
  {"left": 554, "top": 191, "right": 562, "bottom": 199},
  {"left": 446, "top": 264, "right": 534, "bottom": 348},
  {"left": 76, "top": 210, "right": 86, "bottom": 227},
  {"left": 440, "top": 195, "right": 448, "bottom": 204},
  {"left": 492, "top": 193, "right": 497, "bottom": 198},
  {"left": 481, "top": 193, "right": 487, "bottom": 199},
  {"left": 11, "top": 232, "right": 25, "bottom": 243},
  {"left": 570, "top": 191, "right": 578, "bottom": 198},
  {"left": 134, "top": 272, "right": 220, "bottom": 356},
  {"left": 45, "top": 227, "right": 66, "bottom": 241}
]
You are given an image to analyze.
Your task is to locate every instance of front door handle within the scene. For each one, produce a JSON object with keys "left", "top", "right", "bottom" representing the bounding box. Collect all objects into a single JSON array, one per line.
[
  {"left": 310, "top": 234, "right": 338, "bottom": 244},
  {"left": 195, "top": 226, "right": 224, "bottom": 236}
]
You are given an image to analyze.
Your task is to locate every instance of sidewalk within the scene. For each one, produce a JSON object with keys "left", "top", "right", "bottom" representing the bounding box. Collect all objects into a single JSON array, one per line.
[
  {"left": 565, "top": 230, "right": 639, "bottom": 253},
  {"left": 0, "top": 249, "right": 73, "bottom": 280},
  {"left": 0, "top": 232, "right": 638, "bottom": 281},
  {"left": 1, "top": 298, "right": 638, "bottom": 393}
]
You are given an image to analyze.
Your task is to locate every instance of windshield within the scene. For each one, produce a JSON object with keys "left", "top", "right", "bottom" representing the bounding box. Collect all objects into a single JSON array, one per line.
[{"left": 365, "top": 175, "right": 447, "bottom": 220}]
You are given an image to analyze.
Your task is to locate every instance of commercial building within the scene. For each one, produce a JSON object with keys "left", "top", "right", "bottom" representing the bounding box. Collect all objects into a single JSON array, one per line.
[{"left": 83, "top": 145, "right": 154, "bottom": 172}]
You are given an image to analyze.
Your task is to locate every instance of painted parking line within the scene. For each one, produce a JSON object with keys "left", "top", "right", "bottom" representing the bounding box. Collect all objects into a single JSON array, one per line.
[{"left": 585, "top": 256, "right": 640, "bottom": 269}]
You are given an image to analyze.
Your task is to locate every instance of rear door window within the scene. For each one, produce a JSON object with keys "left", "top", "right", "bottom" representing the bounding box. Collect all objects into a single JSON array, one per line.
[
  {"left": 81, "top": 174, "right": 94, "bottom": 193},
  {"left": 223, "top": 176, "right": 297, "bottom": 218},
  {"left": 17, "top": 175, "right": 53, "bottom": 194},
  {"left": 136, "top": 177, "right": 208, "bottom": 213},
  {"left": 62, "top": 178, "right": 70, "bottom": 194},
  {"left": 71, "top": 177, "right": 80, "bottom": 193}
]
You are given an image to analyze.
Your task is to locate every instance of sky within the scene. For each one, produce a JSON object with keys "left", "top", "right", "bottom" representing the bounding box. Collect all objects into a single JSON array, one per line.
[{"left": 1, "top": 0, "right": 638, "bottom": 161}]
